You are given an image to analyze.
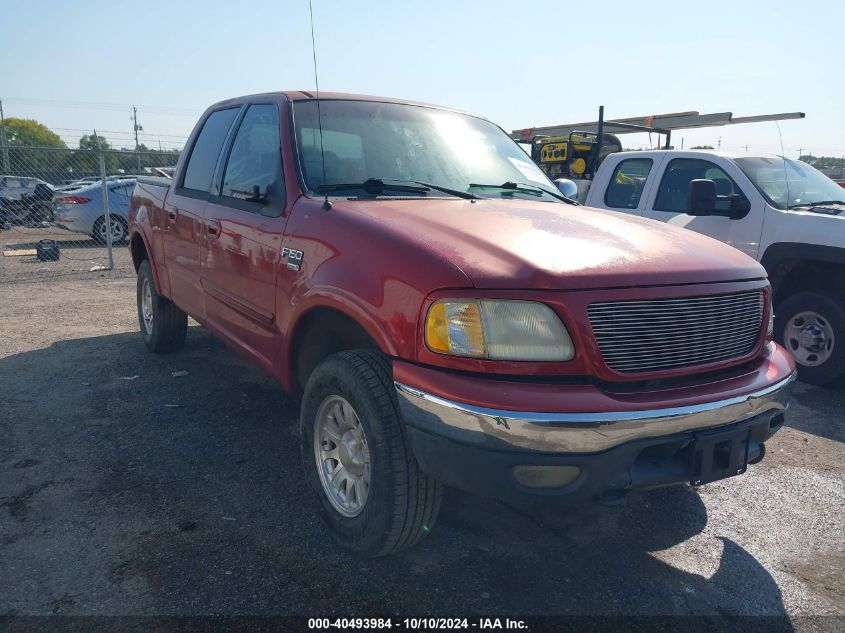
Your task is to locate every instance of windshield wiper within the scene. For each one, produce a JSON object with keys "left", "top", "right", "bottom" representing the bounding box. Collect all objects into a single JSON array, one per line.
[
  {"left": 316, "top": 178, "right": 479, "bottom": 200},
  {"left": 317, "top": 178, "right": 430, "bottom": 195},
  {"left": 788, "top": 200, "right": 845, "bottom": 209},
  {"left": 468, "top": 181, "right": 578, "bottom": 205}
]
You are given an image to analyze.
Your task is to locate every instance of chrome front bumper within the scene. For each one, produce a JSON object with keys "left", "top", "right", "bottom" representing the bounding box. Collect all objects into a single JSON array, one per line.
[{"left": 395, "top": 372, "right": 797, "bottom": 454}]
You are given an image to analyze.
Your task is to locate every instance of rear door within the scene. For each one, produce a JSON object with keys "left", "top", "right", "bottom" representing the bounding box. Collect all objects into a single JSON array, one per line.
[
  {"left": 163, "top": 107, "right": 240, "bottom": 319},
  {"left": 592, "top": 155, "right": 658, "bottom": 216},
  {"left": 640, "top": 156, "right": 765, "bottom": 258},
  {"left": 200, "top": 103, "right": 287, "bottom": 373}
]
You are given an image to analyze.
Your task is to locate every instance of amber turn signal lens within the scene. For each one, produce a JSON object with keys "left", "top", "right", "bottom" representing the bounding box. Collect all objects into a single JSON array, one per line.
[
  {"left": 425, "top": 302, "right": 451, "bottom": 353},
  {"left": 425, "top": 301, "right": 485, "bottom": 357}
]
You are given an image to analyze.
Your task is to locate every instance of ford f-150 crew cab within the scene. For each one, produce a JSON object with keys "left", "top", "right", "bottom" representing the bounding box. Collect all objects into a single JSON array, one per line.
[
  {"left": 580, "top": 150, "right": 845, "bottom": 386},
  {"left": 128, "top": 92, "right": 796, "bottom": 556}
]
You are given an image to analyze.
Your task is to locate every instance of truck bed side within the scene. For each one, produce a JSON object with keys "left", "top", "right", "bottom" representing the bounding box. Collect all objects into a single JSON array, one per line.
[{"left": 128, "top": 176, "right": 172, "bottom": 297}]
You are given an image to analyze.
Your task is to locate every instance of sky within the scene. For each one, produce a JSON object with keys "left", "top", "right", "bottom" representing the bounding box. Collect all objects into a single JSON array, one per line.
[{"left": 1, "top": 0, "right": 842, "bottom": 157}]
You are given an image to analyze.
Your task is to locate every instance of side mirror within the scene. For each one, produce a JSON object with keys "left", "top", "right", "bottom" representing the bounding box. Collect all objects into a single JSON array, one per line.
[
  {"left": 554, "top": 178, "right": 578, "bottom": 201},
  {"left": 689, "top": 179, "right": 716, "bottom": 215}
]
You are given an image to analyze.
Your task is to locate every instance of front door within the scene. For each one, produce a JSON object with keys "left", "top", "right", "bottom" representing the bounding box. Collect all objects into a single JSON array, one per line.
[
  {"left": 200, "top": 103, "right": 287, "bottom": 373},
  {"left": 640, "top": 156, "right": 765, "bottom": 259},
  {"left": 163, "top": 106, "right": 240, "bottom": 319}
]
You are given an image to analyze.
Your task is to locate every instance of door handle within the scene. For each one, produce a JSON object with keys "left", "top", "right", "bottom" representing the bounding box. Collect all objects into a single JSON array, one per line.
[
  {"left": 206, "top": 219, "right": 222, "bottom": 239},
  {"left": 165, "top": 205, "right": 179, "bottom": 221}
]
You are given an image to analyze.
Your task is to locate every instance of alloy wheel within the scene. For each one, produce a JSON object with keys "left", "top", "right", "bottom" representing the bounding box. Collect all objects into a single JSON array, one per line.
[
  {"left": 313, "top": 395, "right": 371, "bottom": 517},
  {"left": 141, "top": 278, "right": 154, "bottom": 335}
]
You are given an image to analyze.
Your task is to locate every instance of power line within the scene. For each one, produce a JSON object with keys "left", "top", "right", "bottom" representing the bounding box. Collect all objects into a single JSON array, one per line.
[
  {"left": 50, "top": 127, "right": 188, "bottom": 139},
  {"left": 3, "top": 97, "right": 201, "bottom": 116}
]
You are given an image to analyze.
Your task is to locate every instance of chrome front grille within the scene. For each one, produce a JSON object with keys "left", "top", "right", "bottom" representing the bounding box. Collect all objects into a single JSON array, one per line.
[{"left": 588, "top": 291, "right": 764, "bottom": 374}]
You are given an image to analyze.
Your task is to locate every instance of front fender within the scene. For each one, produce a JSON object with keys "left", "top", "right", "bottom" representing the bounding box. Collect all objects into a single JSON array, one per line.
[{"left": 275, "top": 287, "right": 402, "bottom": 392}]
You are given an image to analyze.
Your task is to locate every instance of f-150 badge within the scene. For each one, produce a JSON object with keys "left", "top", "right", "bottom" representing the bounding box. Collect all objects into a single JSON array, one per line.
[{"left": 282, "top": 246, "right": 303, "bottom": 271}]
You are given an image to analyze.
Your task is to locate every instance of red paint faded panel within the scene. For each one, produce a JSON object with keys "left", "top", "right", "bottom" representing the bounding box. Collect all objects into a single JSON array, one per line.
[
  {"left": 272, "top": 196, "right": 473, "bottom": 390},
  {"left": 323, "top": 198, "right": 765, "bottom": 290}
]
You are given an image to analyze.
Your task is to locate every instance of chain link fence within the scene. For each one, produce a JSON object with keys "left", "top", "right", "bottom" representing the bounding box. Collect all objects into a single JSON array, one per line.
[{"left": 0, "top": 145, "right": 179, "bottom": 282}]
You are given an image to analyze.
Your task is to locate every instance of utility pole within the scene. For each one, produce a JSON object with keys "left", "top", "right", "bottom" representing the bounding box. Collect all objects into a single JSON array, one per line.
[
  {"left": 132, "top": 106, "right": 143, "bottom": 171},
  {"left": 132, "top": 106, "right": 142, "bottom": 151},
  {"left": 717, "top": 136, "right": 722, "bottom": 150},
  {"left": 0, "top": 99, "right": 9, "bottom": 172}
]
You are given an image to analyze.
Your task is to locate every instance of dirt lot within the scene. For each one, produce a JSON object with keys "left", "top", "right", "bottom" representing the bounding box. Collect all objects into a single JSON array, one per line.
[
  {"left": 1, "top": 278, "right": 843, "bottom": 627},
  {"left": 1, "top": 226, "right": 133, "bottom": 283}
]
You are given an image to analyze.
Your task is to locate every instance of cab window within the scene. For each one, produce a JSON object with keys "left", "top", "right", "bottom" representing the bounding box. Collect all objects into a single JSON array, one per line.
[
  {"left": 181, "top": 107, "right": 240, "bottom": 193},
  {"left": 654, "top": 158, "right": 745, "bottom": 213},
  {"left": 220, "top": 104, "right": 284, "bottom": 211},
  {"left": 604, "top": 158, "right": 652, "bottom": 209}
]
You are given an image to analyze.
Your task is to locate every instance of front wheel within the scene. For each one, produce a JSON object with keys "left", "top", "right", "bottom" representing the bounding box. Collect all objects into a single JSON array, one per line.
[
  {"left": 300, "top": 350, "right": 442, "bottom": 556},
  {"left": 776, "top": 290, "right": 845, "bottom": 386},
  {"left": 136, "top": 259, "right": 187, "bottom": 353}
]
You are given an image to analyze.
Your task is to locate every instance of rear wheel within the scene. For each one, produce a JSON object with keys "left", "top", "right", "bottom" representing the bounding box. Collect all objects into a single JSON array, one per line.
[
  {"left": 136, "top": 259, "right": 187, "bottom": 353},
  {"left": 776, "top": 290, "right": 845, "bottom": 386},
  {"left": 300, "top": 349, "right": 442, "bottom": 556},
  {"left": 93, "top": 215, "right": 128, "bottom": 244}
]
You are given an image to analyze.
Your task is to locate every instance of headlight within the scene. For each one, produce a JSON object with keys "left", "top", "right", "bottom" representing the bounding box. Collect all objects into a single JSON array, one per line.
[{"left": 425, "top": 299, "right": 575, "bottom": 361}]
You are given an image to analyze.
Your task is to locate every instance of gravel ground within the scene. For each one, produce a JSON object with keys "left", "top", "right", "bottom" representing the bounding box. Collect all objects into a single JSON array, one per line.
[
  {"left": 1, "top": 277, "right": 843, "bottom": 627},
  {"left": 1, "top": 226, "right": 133, "bottom": 283}
]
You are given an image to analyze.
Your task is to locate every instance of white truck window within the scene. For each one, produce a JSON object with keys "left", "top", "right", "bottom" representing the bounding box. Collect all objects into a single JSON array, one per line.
[
  {"left": 604, "top": 158, "right": 652, "bottom": 209},
  {"left": 654, "top": 158, "right": 743, "bottom": 213}
]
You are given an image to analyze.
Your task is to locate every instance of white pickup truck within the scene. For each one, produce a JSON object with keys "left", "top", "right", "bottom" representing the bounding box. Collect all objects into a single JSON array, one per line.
[{"left": 576, "top": 150, "right": 845, "bottom": 386}]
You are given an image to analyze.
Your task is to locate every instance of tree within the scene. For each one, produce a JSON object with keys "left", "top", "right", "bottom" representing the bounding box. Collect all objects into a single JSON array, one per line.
[
  {"left": 1, "top": 118, "right": 68, "bottom": 180},
  {"left": 1, "top": 117, "right": 66, "bottom": 148},
  {"left": 68, "top": 133, "right": 118, "bottom": 174},
  {"left": 691, "top": 145, "right": 715, "bottom": 150},
  {"left": 79, "top": 134, "right": 111, "bottom": 151}
]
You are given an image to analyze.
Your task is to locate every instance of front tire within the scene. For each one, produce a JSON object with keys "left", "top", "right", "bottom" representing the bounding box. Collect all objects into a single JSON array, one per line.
[
  {"left": 136, "top": 259, "right": 187, "bottom": 353},
  {"left": 776, "top": 290, "right": 845, "bottom": 386},
  {"left": 300, "top": 350, "right": 442, "bottom": 556}
]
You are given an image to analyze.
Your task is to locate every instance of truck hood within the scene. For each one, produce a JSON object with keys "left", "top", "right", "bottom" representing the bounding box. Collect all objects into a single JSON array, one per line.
[{"left": 338, "top": 198, "right": 766, "bottom": 290}]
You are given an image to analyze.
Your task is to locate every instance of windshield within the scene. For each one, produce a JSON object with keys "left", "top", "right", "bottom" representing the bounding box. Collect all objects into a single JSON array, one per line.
[
  {"left": 291, "top": 100, "right": 562, "bottom": 201},
  {"left": 734, "top": 156, "right": 845, "bottom": 209}
]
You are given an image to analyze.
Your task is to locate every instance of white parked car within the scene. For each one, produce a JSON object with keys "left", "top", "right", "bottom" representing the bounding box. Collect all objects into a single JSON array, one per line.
[{"left": 0, "top": 175, "right": 53, "bottom": 201}]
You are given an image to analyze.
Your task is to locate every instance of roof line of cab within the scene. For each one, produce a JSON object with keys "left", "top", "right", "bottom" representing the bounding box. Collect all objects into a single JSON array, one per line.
[{"left": 202, "top": 91, "right": 483, "bottom": 120}]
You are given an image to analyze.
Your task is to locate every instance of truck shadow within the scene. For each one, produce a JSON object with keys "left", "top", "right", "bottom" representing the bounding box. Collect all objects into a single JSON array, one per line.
[
  {"left": 418, "top": 487, "right": 791, "bottom": 621},
  {"left": 0, "top": 328, "right": 791, "bottom": 623},
  {"left": 787, "top": 382, "right": 845, "bottom": 443}
]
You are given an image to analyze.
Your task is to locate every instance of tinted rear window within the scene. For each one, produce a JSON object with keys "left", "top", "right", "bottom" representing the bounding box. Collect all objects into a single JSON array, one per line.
[
  {"left": 182, "top": 108, "right": 239, "bottom": 192},
  {"left": 604, "top": 158, "right": 652, "bottom": 209}
]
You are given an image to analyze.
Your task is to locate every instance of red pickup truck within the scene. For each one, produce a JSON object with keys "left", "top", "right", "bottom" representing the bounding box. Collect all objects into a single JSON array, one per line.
[{"left": 129, "top": 92, "right": 796, "bottom": 556}]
